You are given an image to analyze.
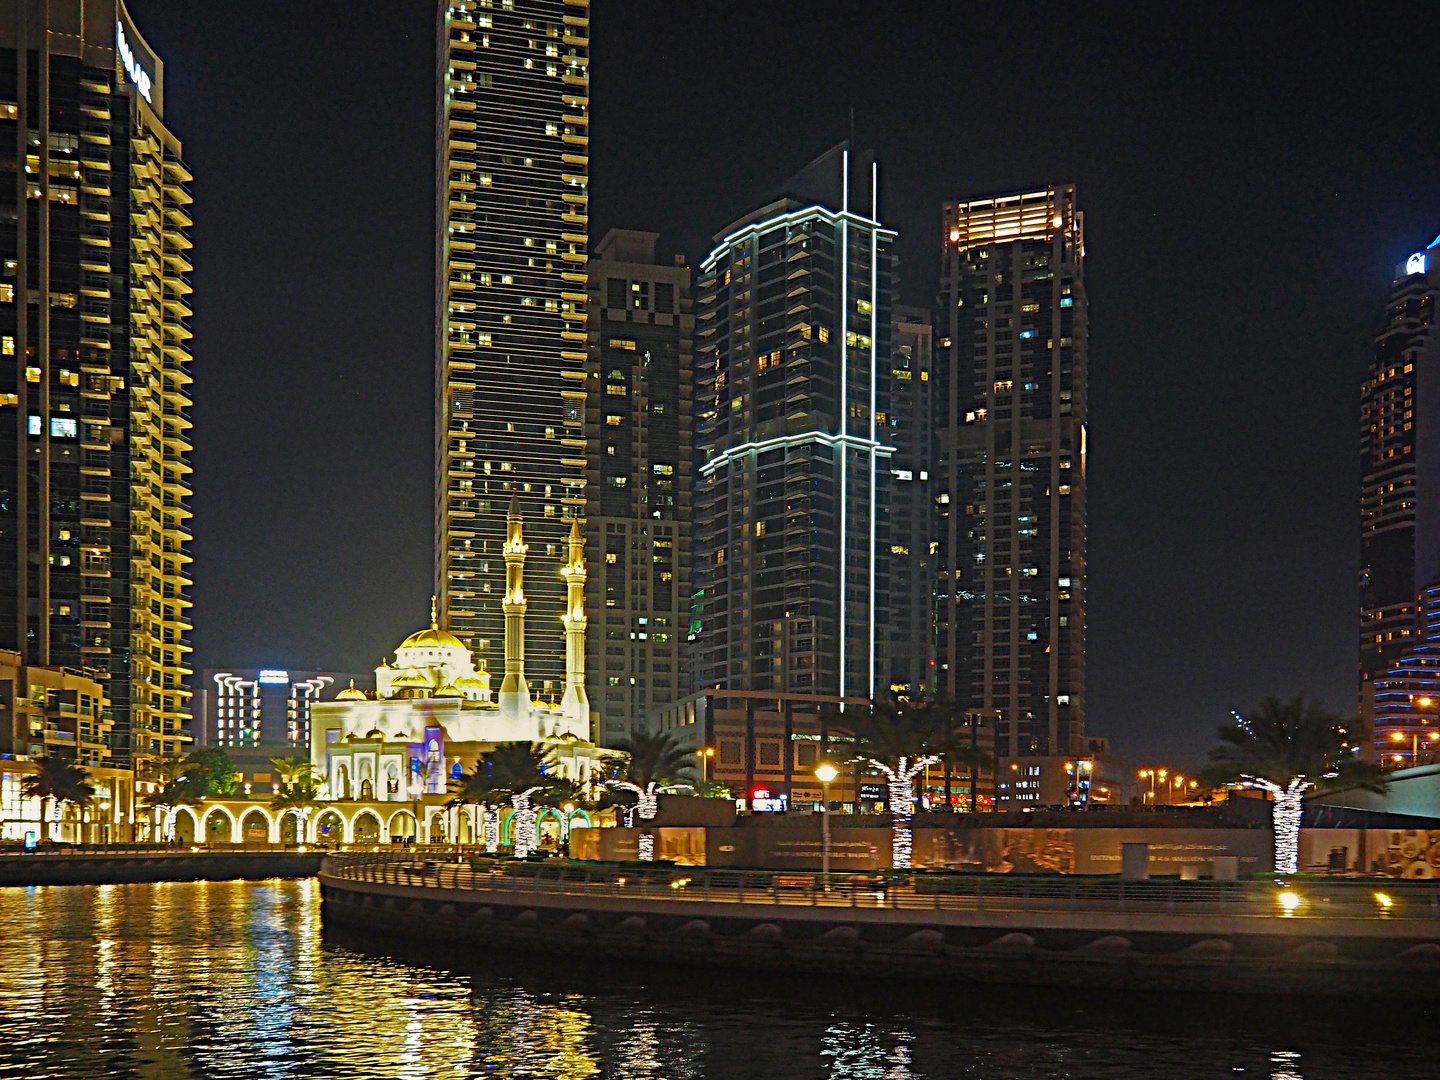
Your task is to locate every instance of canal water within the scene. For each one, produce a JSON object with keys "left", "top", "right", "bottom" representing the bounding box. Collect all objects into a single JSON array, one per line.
[{"left": 0, "top": 879, "right": 1436, "bottom": 1079}]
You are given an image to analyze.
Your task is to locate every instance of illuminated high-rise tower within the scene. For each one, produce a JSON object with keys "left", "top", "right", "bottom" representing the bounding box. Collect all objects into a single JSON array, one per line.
[
  {"left": 691, "top": 145, "right": 896, "bottom": 700},
  {"left": 434, "top": 0, "right": 590, "bottom": 698},
  {"left": 1, "top": 2, "right": 194, "bottom": 783},
  {"left": 1360, "top": 238, "right": 1439, "bottom": 753},
  {"left": 934, "top": 186, "right": 1087, "bottom": 762}
]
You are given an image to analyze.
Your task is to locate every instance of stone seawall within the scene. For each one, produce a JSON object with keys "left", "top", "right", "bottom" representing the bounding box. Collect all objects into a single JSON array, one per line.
[
  {"left": 319, "top": 867, "right": 1440, "bottom": 998},
  {"left": 0, "top": 850, "right": 325, "bottom": 887}
]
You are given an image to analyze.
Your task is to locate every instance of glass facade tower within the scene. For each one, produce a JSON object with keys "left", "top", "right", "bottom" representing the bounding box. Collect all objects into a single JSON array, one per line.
[
  {"left": 691, "top": 145, "right": 896, "bottom": 700},
  {"left": 434, "top": 0, "right": 590, "bottom": 698},
  {"left": 934, "top": 186, "right": 1086, "bottom": 759},
  {"left": 1, "top": 1, "right": 194, "bottom": 782}
]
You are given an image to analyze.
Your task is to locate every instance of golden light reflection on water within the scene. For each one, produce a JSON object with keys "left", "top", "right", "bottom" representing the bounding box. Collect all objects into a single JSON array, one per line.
[
  {"left": 0, "top": 879, "right": 1432, "bottom": 1079},
  {"left": 0, "top": 880, "right": 607, "bottom": 1080}
]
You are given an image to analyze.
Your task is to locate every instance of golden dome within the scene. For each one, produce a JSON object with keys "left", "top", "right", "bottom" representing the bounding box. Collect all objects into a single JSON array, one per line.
[
  {"left": 455, "top": 673, "right": 488, "bottom": 689},
  {"left": 399, "top": 595, "right": 467, "bottom": 649},
  {"left": 336, "top": 679, "right": 367, "bottom": 701},
  {"left": 399, "top": 625, "right": 467, "bottom": 650},
  {"left": 434, "top": 683, "right": 463, "bottom": 698}
]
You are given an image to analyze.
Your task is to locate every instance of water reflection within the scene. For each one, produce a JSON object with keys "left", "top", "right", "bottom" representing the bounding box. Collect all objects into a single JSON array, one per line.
[{"left": 0, "top": 880, "right": 1436, "bottom": 1079}]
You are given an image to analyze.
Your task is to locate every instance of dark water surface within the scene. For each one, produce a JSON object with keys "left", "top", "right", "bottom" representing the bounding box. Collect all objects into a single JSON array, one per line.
[{"left": 0, "top": 879, "right": 1436, "bottom": 1079}]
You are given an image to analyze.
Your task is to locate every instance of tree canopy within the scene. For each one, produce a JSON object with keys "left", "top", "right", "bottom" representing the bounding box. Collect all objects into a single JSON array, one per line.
[
  {"left": 1203, "top": 694, "right": 1383, "bottom": 793},
  {"left": 451, "top": 742, "right": 574, "bottom": 807},
  {"left": 182, "top": 748, "right": 239, "bottom": 798},
  {"left": 22, "top": 757, "right": 94, "bottom": 810},
  {"left": 608, "top": 730, "right": 696, "bottom": 788}
]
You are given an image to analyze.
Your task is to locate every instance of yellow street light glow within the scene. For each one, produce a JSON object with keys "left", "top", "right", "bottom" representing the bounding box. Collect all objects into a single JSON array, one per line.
[
  {"left": 814, "top": 763, "right": 839, "bottom": 784},
  {"left": 1392, "top": 732, "right": 1406, "bottom": 742},
  {"left": 1420, "top": 698, "right": 1434, "bottom": 707},
  {"left": 1375, "top": 892, "right": 1394, "bottom": 909},
  {"left": 1277, "top": 890, "right": 1301, "bottom": 913}
]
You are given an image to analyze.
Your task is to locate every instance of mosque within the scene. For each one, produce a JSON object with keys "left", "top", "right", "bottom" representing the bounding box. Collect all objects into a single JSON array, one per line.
[{"left": 308, "top": 496, "right": 605, "bottom": 806}]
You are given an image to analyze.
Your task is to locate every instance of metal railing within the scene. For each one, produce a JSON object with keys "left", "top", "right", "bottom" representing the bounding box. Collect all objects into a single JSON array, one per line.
[{"left": 322, "top": 850, "right": 1440, "bottom": 922}]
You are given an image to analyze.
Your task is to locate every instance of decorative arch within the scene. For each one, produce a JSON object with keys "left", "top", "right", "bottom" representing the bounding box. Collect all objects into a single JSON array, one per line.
[
  {"left": 454, "top": 806, "right": 475, "bottom": 845},
  {"left": 315, "top": 809, "right": 345, "bottom": 845},
  {"left": 173, "top": 807, "right": 198, "bottom": 844},
  {"left": 204, "top": 806, "right": 235, "bottom": 843},
  {"left": 500, "top": 806, "right": 516, "bottom": 845},
  {"left": 388, "top": 809, "right": 417, "bottom": 841},
  {"left": 428, "top": 811, "right": 447, "bottom": 844},
  {"left": 239, "top": 808, "right": 273, "bottom": 844},
  {"left": 279, "top": 811, "right": 301, "bottom": 845},
  {"left": 565, "top": 806, "right": 593, "bottom": 829},
  {"left": 352, "top": 810, "right": 382, "bottom": 844}
]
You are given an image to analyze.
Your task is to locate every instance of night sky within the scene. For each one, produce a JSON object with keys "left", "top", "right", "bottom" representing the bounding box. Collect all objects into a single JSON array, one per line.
[{"left": 125, "top": 1, "right": 1440, "bottom": 765}]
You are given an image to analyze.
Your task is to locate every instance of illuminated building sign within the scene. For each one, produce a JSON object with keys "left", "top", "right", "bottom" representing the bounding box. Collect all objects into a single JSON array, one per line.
[
  {"left": 257, "top": 669, "right": 289, "bottom": 684},
  {"left": 1407, "top": 252, "right": 1428, "bottom": 276},
  {"left": 116, "top": 20, "right": 153, "bottom": 103},
  {"left": 750, "top": 787, "right": 788, "bottom": 813}
]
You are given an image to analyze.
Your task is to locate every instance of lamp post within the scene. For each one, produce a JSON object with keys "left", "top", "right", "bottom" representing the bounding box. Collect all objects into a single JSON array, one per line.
[
  {"left": 815, "top": 762, "right": 839, "bottom": 890},
  {"left": 703, "top": 746, "right": 715, "bottom": 786}
]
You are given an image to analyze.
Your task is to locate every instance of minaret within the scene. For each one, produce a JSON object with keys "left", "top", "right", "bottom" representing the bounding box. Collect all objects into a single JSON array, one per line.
[
  {"left": 560, "top": 516, "right": 590, "bottom": 734},
  {"left": 499, "top": 490, "right": 530, "bottom": 718}
]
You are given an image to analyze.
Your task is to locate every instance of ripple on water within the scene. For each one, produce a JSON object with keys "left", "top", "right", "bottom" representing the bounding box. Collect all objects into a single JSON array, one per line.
[{"left": 0, "top": 879, "right": 1437, "bottom": 1079}]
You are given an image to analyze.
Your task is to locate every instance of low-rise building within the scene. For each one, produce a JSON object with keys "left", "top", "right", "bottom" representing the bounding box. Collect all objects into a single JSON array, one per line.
[{"left": 0, "top": 651, "right": 135, "bottom": 841}]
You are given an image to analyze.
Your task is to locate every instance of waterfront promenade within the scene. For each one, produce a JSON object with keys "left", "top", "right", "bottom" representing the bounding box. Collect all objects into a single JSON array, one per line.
[{"left": 320, "top": 851, "right": 1440, "bottom": 997}]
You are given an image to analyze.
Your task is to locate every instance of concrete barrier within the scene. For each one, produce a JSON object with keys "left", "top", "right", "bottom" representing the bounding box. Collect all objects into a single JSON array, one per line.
[
  {"left": 0, "top": 849, "right": 325, "bottom": 886},
  {"left": 318, "top": 854, "right": 1440, "bottom": 998}
]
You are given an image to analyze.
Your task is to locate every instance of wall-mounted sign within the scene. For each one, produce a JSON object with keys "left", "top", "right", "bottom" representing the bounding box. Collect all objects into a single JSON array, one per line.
[
  {"left": 257, "top": 669, "right": 289, "bottom": 684},
  {"left": 116, "top": 21, "right": 152, "bottom": 103},
  {"left": 1406, "top": 252, "right": 1428, "bottom": 276}
]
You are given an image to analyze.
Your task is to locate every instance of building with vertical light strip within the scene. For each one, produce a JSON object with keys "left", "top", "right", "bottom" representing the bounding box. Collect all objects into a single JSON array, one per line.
[
  {"left": 691, "top": 145, "right": 895, "bottom": 706},
  {"left": 435, "top": 0, "right": 589, "bottom": 701},
  {"left": 584, "top": 229, "right": 693, "bottom": 743},
  {"left": 0, "top": 1, "right": 194, "bottom": 787},
  {"left": 934, "top": 186, "right": 1086, "bottom": 772}
]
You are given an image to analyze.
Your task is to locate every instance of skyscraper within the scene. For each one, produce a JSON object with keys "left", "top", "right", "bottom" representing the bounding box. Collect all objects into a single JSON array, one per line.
[
  {"left": 691, "top": 145, "right": 896, "bottom": 701},
  {"left": 1360, "top": 238, "right": 1439, "bottom": 752},
  {"left": 1, "top": 2, "right": 194, "bottom": 782},
  {"left": 885, "top": 304, "right": 935, "bottom": 699},
  {"left": 934, "top": 186, "right": 1087, "bottom": 763},
  {"left": 434, "top": 0, "right": 590, "bottom": 698},
  {"left": 583, "top": 229, "right": 693, "bottom": 743}
]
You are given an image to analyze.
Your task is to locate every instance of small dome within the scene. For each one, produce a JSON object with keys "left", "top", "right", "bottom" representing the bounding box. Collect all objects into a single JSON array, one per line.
[
  {"left": 434, "top": 684, "right": 463, "bottom": 698},
  {"left": 391, "top": 666, "right": 436, "bottom": 689},
  {"left": 455, "top": 673, "right": 488, "bottom": 689},
  {"left": 336, "top": 679, "right": 367, "bottom": 701}
]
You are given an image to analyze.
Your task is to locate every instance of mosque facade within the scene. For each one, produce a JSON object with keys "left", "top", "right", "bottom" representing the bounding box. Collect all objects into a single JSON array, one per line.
[{"left": 308, "top": 499, "right": 600, "bottom": 803}]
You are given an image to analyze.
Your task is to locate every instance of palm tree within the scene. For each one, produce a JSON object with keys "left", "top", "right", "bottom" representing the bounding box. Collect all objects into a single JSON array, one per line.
[
  {"left": 911, "top": 699, "right": 994, "bottom": 811},
  {"left": 610, "top": 729, "right": 697, "bottom": 787},
  {"left": 22, "top": 757, "right": 95, "bottom": 843},
  {"left": 269, "top": 763, "right": 320, "bottom": 844},
  {"left": 463, "top": 743, "right": 571, "bottom": 857},
  {"left": 449, "top": 760, "right": 508, "bottom": 853},
  {"left": 1203, "top": 694, "right": 1384, "bottom": 875},
  {"left": 824, "top": 700, "right": 938, "bottom": 869}
]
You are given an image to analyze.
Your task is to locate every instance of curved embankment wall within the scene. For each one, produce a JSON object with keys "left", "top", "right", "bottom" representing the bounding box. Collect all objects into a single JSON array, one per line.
[
  {"left": 0, "top": 850, "right": 325, "bottom": 887},
  {"left": 319, "top": 869, "right": 1440, "bottom": 998}
]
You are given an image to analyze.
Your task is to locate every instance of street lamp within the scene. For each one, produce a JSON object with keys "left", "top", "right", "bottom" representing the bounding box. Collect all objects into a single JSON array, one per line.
[
  {"left": 702, "top": 746, "right": 715, "bottom": 786},
  {"left": 815, "top": 761, "right": 839, "bottom": 889}
]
